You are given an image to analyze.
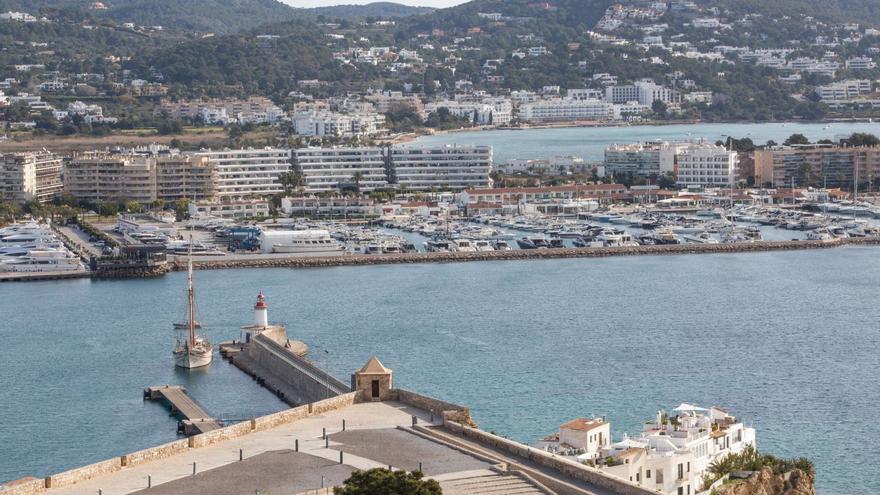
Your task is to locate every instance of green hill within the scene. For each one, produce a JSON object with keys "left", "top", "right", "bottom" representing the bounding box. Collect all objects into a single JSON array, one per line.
[{"left": 0, "top": 0, "right": 433, "bottom": 34}]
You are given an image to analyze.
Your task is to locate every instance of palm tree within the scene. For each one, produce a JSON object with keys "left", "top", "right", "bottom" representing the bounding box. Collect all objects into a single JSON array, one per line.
[{"left": 350, "top": 172, "right": 365, "bottom": 193}]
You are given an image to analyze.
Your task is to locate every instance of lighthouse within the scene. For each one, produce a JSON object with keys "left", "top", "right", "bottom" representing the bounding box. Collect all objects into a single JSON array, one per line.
[{"left": 254, "top": 290, "right": 269, "bottom": 327}]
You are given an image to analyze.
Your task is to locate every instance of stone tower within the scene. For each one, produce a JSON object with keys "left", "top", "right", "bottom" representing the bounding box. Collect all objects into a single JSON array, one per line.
[{"left": 353, "top": 356, "right": 393, "bottom": 402}]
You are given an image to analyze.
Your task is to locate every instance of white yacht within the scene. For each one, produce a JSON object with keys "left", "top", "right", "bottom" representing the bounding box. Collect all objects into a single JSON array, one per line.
[
  {"left": 268, "top": 230, "right": 345, "bottom": 256},
  {"left": 449, "top": 238, "right": 478, "bottom": 252},
  {"left": 1, "top": 249, "right": 85, "bottom": 272}
]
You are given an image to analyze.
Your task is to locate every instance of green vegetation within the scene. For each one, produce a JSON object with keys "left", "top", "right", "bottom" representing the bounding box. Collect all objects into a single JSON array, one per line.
[
  {"left": 333, "top": 468, "right": 442, "bottom": 495},
  {"left": 702, "top": 445, "right": 814, "bottom": 488}
]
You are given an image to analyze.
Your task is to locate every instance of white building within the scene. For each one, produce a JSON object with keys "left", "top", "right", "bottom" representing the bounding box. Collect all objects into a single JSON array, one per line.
[
  {"left": 389, "top": 144, "right": 493, "bottom": 191},
  {"left": 0, "top": 150, "right": 64, "bottom": 203},
  {"left": 425, "top": 98, "right": 512, "bottom": 125},
  {"left": 291, "top": 111, "right": 385, "bottom": 138},
  {"left": 816, "top": 79, "right": 873, "bottom": 100},
  {"left": 195, "top": 148, "right": 291, "bottom": 198},
  {"left": 601, "top": 404, "right": 756, "bottom": 495},
  {"left": 294, "top": 147, "right": 389, "bottom": 193},
  {"left": 675, "top": 143, "right": 738, "bottom": 186},
  {"left": 519, "top": 99, "right": 616, "bottom": 122},
  {"left": 845, "top": 56, "right": 877, "bottom": 70},
  {"left": 559, "top": 418, "right": 611, "bottom": 460},
  {"left": 188, "top": 199, "right": 270, "bottom": 219},
  {"left": 605, "top": 141, "right": 688, "bottom": 177}
]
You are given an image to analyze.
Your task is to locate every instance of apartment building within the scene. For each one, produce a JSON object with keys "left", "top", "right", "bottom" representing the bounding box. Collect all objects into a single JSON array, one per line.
[
  {"left": 389, "top": 144, "right": 492, "bottom": 191},
  {"left": 291, "top": 111, "right": 385, "bottom": 137},
  {"left": 754, "top": 145, "right": 880, "bottom": 187},
  {"left": 64, "top": 152, "right": 157, "bottom": 203},
  {"left": 675, "top": 144, "right": 738, "bottom": 186},
  {"left": 155, "top": 154, "right": 217, "bottom": 202},
  {"left": 604, "top": 141, "right": 687, "bottom": 178},
  {"left": 294, "top": 145, "right": 493, "bottom": 192},
  {"left": 0, "top": 150, "right": 64, "bottom": 203},
  {"left": 425, "top": 98, "right": 513, "bottom": 125},
  {"left": 157, "top": 97, "right": 282, "bottom": 122},
  {"left": 195, "top": 148, "right": 291, "bottom": 199},
  {"left": 815, "top": 79, "right": 872, "bottom": 100},
  {"left": 294, "top": 147, "right": 390, "bottom": 193},
  {"left": 606, "top": 80, "right": 677, "bottom": 105},
  {"left": 519, "top": 99, "right": 616, "bottom": 122}
]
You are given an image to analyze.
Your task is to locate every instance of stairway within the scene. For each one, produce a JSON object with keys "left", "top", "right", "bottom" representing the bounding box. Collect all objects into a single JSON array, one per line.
[{"left": 437, "top": 470, "right": 552, "bottom": 495}]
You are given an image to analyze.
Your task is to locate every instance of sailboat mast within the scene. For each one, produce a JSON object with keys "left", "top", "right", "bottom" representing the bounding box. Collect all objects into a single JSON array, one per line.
[{"left": 187, "top": 232, "right": 195, "bottom": 348}]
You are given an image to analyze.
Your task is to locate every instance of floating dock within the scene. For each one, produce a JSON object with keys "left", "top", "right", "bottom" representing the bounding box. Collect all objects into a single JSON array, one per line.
[{"left": 144, "top": 385, "right": 222, "bottom": 435}]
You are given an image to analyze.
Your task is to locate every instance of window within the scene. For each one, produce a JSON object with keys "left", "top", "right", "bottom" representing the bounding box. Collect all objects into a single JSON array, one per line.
[{"left": 646, "top": 469, "right": 651, "bottom": 479}]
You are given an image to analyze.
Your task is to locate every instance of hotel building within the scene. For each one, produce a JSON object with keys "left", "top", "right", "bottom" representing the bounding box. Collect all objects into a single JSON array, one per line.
[
  {"left": 294, "top": 147, "right": 390, "bottom": 193},
  {"left": 675, "top": 144, "right": 738, "bottom": 187}
]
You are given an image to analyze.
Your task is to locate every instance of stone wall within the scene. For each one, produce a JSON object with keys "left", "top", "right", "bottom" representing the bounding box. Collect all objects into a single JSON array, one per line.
[
  {"left": 188, "top": 420, "right": 255, "bottom": 449},
  {"left": 309, "top": 391, "right": 359, "bottom": 415},
  {"left": 179, "top": 237, "right": 880, "bottom": 273},
  {"left": 396, "top": 389, "right": 475, "bottom": 426},
  {"left": 253, "top": 405, "right": 310, "bottom": 431},
  {"left": 0, "top": 478, "right": 44, "bottom": 495},
  {"left": 443, "top": 421, "right": 656, "bottom": 495},
  {"left": 121, "top": 439, "right": 190, "bottom": 467},
  {"left": 44, "top": 457, "right": 123, "bottom": 489}
]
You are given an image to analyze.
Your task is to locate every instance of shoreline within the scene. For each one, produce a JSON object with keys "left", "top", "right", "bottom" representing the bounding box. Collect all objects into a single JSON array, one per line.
[
  {"left": 390, "top": 117, "right": 878, "bottom": 145},
  {"left": 170, "top": 237, "right": 880, "bottom": 273}
]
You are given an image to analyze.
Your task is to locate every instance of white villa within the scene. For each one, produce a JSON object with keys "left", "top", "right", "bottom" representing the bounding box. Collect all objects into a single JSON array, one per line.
[{"left": 600, "top": 404, "right": 756, "bottom": 495}]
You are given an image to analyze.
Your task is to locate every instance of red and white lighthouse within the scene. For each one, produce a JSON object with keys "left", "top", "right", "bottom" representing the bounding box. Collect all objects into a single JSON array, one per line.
[{"left": 254, "top": 290, "right": 269, "bottom": 327}]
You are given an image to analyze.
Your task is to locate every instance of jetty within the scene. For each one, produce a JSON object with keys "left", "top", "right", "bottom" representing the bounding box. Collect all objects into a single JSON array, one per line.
[
  {"left": 176, "top": 236, "right": 880, "bottom": 272},
  {"left": 143, "top": 386, "right": 222, "bottom": 435}
]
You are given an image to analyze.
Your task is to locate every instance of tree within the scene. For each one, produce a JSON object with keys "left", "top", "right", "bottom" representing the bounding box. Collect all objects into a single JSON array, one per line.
[
  {"left": 651, "top": 100, "right": 667, "bottom": 118},
  {"left": 334, "top": 469, "right": 441, "bottom": 495},
  {"left": 844, "top": 133, "right": 880, "bottom": 147},
  {"left": 784, "top": 133, "right": 810, "bottom": 146},
  {"left": 350, "top": 171, "right": 365, "bottom": 192}
]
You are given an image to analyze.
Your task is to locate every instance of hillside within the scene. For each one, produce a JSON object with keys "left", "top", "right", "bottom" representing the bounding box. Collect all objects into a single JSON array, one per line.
[
  {"left": 704, "top": 0, "right": 880, "bottom": 25},
  {"left": 0, "top": 0, "right": 433, "bottom": 34}
]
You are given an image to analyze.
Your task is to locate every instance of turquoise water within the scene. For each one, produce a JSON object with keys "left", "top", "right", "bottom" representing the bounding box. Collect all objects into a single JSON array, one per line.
[
  {"left": 412, "top": 122, "right": 880, "bottom": 162},
  {"left": 1, "top": 248, "right": 879, "bottom": 494}
]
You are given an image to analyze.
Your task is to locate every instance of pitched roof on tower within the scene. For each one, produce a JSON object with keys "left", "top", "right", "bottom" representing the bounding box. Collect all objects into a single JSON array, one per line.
[{"left": 358, "top": 356, "right": 391, "bottom": 374}]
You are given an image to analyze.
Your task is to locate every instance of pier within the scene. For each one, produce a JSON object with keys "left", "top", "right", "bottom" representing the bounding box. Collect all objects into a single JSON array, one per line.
[
  {"left": 143, "top": 386, "right": 222, "bottom": 435},
  {"left": 0, "top": 271, "right": 91, "bottom": 282},
  {"left": 177, "top": 236, "right": 880, "bottom": 272}
]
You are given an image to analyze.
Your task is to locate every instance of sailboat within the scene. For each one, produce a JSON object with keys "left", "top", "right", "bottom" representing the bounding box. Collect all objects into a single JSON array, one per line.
[{"left": 173, "top": 234, "right": 213, "bottom": 369}]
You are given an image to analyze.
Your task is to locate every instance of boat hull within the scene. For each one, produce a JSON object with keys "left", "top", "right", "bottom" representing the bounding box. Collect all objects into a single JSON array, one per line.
[{"left": 173, "top": 347, "right": 214, "bottom": 369}]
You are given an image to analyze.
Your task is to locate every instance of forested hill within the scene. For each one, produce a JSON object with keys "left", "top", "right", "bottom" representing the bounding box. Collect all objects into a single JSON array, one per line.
[
  {"left": 0, "top": 0, "right": 433, "bottom": 34},
  {"left": 699, "top": 0, "right": 880, "bottom": 25}
]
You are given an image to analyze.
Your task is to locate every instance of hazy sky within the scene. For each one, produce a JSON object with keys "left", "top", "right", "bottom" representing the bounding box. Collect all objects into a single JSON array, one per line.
[{"left": 283, "top": 0, "right": 470, "bottom": 8}]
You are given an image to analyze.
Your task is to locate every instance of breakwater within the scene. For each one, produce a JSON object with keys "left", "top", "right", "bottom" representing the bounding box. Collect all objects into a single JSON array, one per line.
[{"left": 176, "top": 237, "right": 880, "bottom": 272}]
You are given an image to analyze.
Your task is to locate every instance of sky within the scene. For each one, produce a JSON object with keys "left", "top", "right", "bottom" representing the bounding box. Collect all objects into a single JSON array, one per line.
[{"left": 283, "top": 0, "right": 470, "bottom": 7}]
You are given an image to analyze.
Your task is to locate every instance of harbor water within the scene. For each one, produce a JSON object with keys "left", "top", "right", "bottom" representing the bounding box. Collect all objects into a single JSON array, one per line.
[
  {"left": 1, "top": 248, "right": 879, "bottom": 494},
  {"left": 412, "top": 122, "right": 880, "bottom": 162}
]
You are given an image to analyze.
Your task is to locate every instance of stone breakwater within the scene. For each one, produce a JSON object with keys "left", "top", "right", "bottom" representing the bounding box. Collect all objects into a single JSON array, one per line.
[{"left": 175, "top": 237, "right": 880, "bottom": 272}]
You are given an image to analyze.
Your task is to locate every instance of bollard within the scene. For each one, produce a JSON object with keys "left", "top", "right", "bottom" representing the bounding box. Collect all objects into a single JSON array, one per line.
[
  {"left": 325, "top": 436, "right": 329, "bottom": 448},
  {"left": 412, "top": 415, "right": 417, "bottom": 426},
  {"left": 342, "top": 419, "right": 346, "bottom": 431},
  {"left": 340, "top": 451, "right": 344, "bottom": 464},
  {"left": 192, "top": 462, "right": 196, "bottom": 475},
  {"left": 148, "top": 475, "right": 152, "bottom": 488},
  {"left": 322, "top": 427, "right": 326, "bottom": 439},
  {"left": 295, "top": 439, "right": 299, "bottom": 452},
  {"left": 239, "top": 448, "right": 243, "bottom": 461}
]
